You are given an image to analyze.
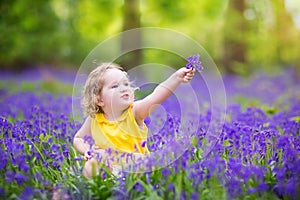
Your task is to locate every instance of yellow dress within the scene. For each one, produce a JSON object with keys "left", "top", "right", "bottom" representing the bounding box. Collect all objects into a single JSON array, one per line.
[{"left": 91, "top": 104, "right": 149, "bottom": 154}]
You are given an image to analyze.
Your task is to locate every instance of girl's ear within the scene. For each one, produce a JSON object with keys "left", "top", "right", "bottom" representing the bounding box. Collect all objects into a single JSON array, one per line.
[{"left": 95, "top": 95, "right": 104, "bottom": 107}]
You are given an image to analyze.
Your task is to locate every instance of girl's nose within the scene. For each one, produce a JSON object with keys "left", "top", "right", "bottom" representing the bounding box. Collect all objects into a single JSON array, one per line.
[{"left": 119, "top": 85, "right": 128, "bottom": 92}]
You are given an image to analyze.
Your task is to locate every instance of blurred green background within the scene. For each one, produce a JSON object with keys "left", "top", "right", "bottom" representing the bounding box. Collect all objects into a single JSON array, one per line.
[{"left": 1, "top": 0, "right": 300, "bottom": 76}]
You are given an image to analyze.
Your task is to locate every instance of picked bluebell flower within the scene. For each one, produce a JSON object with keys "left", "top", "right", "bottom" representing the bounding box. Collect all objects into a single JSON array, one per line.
[
  {"left": 185, "top": 54, "right": 203, "bottom": 72},
  {"left": 84, "top": 150, "right": 93, "bottom": 161}
]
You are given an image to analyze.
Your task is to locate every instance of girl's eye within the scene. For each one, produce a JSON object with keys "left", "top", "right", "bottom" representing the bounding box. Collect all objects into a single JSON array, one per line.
[
  {"left": 112, "top": 85, "right": 118, "bottom": 89},
  {"left": 124, "top": 83, "right": 129, "bottom": 87}
]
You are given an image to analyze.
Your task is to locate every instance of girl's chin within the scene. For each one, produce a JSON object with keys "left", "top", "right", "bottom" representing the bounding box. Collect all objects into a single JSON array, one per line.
[{"left": 119, "top": 101, "right": 132, "bottom": 109}]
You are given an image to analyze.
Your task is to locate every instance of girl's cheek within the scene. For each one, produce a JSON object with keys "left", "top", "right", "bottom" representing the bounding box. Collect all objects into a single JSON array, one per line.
[{"left": 130, "top": 93, "right": 135, "bottom": 101}]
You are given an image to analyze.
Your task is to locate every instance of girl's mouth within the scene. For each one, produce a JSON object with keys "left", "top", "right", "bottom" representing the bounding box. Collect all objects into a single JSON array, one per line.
[{"left": 121, "top": 94, "right": 129, "bottom": 98}]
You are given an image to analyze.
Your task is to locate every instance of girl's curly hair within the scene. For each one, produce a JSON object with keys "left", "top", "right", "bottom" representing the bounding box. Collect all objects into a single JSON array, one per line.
[{"left": 81, "top": 63, "right": 124, "bottom": 118}]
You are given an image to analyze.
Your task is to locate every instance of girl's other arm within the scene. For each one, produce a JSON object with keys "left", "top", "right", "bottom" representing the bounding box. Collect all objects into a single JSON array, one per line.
[
  {"left": 73, "top": 116, "right": 92, "bottom": 155},
  {"left": 133, "top": 67, "right": 194, "bottom": 122}
]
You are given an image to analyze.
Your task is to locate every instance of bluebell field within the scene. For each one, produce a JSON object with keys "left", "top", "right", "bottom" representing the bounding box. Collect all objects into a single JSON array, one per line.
[{"left": 0, "top": 68, "right": 299, "bottom": 200}]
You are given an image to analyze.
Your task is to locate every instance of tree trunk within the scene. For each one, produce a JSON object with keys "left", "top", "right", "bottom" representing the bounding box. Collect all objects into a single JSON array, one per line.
[
  {"left": 222, "top": 0, "right": 247, "bottom": 74},
  {"left": 272, "top": 0, "right": 300, "bottom": 79},
  {"left": 120, "top": 0, "right": 142, "bottom": 70}
]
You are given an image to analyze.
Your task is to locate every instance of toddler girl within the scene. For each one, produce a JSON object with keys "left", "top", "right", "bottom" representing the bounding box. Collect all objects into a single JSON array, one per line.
[{"left": 73, "top": 63, "right": 195, "bottom": 178}]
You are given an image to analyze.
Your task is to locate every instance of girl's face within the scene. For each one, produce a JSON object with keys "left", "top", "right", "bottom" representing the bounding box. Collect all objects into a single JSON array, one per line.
[{"left": 97, "top": 68, "right": 134, "bottom": 113}]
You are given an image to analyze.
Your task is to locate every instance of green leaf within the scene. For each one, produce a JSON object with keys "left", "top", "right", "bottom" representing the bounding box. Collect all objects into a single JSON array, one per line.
[
  {"left": 290, "top": 116, "right": 300, "bottom": 123},
  {"left": 223, "top": 139, "right": 231, "bottom": 147},
  {"left": 191, "top": 136, "right": 198, "bottom": 147},
  {"left": 263, "top": 106, "right": 278, "bottom": 115}
]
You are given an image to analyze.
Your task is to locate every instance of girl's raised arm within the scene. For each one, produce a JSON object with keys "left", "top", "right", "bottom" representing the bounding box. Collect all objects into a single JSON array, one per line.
[{"left": 133, "top": 67, "right": 194, "bottom": 124}]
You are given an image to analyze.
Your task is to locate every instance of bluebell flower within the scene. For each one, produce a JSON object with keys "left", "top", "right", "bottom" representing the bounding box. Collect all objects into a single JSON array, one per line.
[
  {"left": 190, "top": 192, "right": 199, "bottom": 200},
  {"left": 47, "top": 137, "right": 53, "bottom": 143},
  {"left": 18, "top": 161, "right": 30, "bottom": 173},
  {"left": 167, "top": 183, "right": 175, "bottom": 193},
  {"left": 247, "top": 187, "right": 256, "bottom": 194},
  {"left": 83, "top": 134, "right": 95, "bottom": 148},
  {"left": 273, "top": 183, "right": 285, "bottom": 198},
  {"left": 42, "top": 161, "right": 49, "bottom": 169},
  {"left": 225, "top": 178, "right": 242, "bottom": 199},
  {"left": 285, "top": 178, "right": 298, "bottom": 199},
  {"left": 140, "top": 140, "right": 147, "bottom": 148},
  {"left": 15, "top": 172, "right": 29, "bottom": 185},
  {"left": 50, "top": 144, "right": 60, "bottom": 152},
  {"left": 133, "top": 182, "right": 143, "bottom": 192},
  {"left": 18, "top": 186, "right": 33, "bottom": 200},
  {"left": 180, "top": 191, "right": 187, "bottom": 200},
  {"left": 0, "top": 150, "right": 8, "bottom": 170},
  {"left": 73, "top": 157, "right": 83, "bottom": 161},
  {"left": 161, "top": 167, "right": 171, "bottom": 176},
  {"left": 5, "top": 171, "right": 15, "bottom": 183},
  {"left": 185, "top": 54, "right": 203, "bottom": 72},
  {"left": 257, "top": 182, "right": 269, "bottom": 194},
  {"left": 144, "top": 117, "right": 151, "bottom": 126}
]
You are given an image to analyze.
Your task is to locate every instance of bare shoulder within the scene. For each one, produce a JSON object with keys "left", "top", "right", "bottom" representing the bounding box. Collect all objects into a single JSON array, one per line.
[
  {"left": 75, "top": 116, "right": 92, "bottom": 138},
  {"left": 132, "top": 100, "right": 142, "bottom": 113},
  {"left": 132, "top": 101, "right": 145, "bottom": 127}
]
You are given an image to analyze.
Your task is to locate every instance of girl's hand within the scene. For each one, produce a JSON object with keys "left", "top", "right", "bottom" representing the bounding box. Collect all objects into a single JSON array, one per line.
[{"left": 176, "top": 67, "right": 195, "bottom": 83}]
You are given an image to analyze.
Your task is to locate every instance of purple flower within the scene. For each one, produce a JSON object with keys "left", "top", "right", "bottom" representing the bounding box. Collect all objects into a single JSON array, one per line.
[
  {"left": 83, "top": 134, "right": 95, "bottom": 148},
  {"left": 161, "top": 167, "right": 171, "bottom": 176},
  {"left": 247, "top": 187, "right": 256, "bottom": 194},
  {"left": 274, "top": 183, "right": 285, "bottom": 198},
  {"left": 73, "top": 157, "right": 83, "bottom": 161},
  {"left": 0, "top": 151, "right": 8, "bottom": 170},
  {"left": 185, "top": 54, "right": 203, "bottom": 72},
  {"left": 144, "top": 117, "right": 151, "bottom": 126},
  {"left": 285, "top": 178, "right": 298, "bottom": 199},
  {"left": 47, "top": 137, "right": 53, "bottom": 143},
  {"left": 190, "top": 192, "right": 199, "bottom": 200},
  {"left": 5, "top": 171, "right": 15, "bottom": 183},
  {"left": 106, "top": 148, "right": 112, "bottom": 156},
  {"left": 140, "top": 140, "right": 147, "bottom": 148},
  {"left": 50, "top": 144, "right": 60, "bottom": 152},
  {"left": 257, "top": 182, "right": 269, "bottom": 193},
  {"left": 18, "top": 186, "right": 33, "bottom": 200},
  {"left": 225, "top": 178, "right": 242, "bottom": 199},
  {"left": 15, "top": 173, "right": 29, "bottom": 185},
  {"left": 167, "top": 183, "right": 175, "bottom": 194},
  {"left": 180, "top": 191, "right": 187, "bottom": 200},
  {"left": 19, "top": 161, "right": 30, "bottom": 173},
  {"left": 133, "top": 182, "right": 143, "bottom": 192}
]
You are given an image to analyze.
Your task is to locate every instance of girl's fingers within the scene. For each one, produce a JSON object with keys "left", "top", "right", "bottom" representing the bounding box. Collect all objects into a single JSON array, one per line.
[
  {"left": 186, "top": 73, "right": 194, "bottom": 77},
  {"left": 186, "top": 72, "right": 194, "bottom": 78},
  {"left": 183, "top": 76, "right": 192, "bottom": 82},
  {"left": 180, "top": 67, "right": 195, "bottom": 82},
  {"left": 183, "top": 70, "right": 195, "bottom": 82}
]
